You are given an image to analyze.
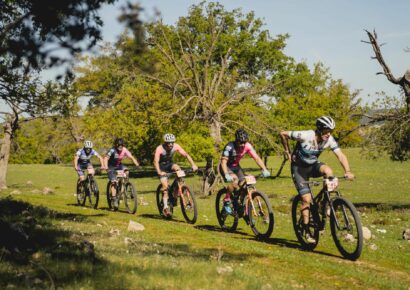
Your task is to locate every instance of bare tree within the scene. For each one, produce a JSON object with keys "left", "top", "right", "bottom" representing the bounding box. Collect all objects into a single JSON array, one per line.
[{"left": 363, "top": 29, "right": 410, "bottom": 112}]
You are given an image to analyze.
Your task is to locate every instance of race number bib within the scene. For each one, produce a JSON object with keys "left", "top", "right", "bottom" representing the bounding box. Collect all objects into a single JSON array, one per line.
[
  {"left": 325, "top": 178, "right": 338, "bottom": 191},
  {"left": 116, "top": 170, "right": 126, "bottom": 178},
  {"left": 176, "top": 170, "right": 186, "bottom": 177},
  {"left": 245, "top": 175, "right": 257, "bottom": 185}
]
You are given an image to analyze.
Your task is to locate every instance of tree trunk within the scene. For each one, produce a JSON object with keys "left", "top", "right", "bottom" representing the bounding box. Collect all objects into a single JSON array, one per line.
[
  {"left": 0, "top": 122, "right": 12, "bottom": 189},
  {"left": 209, "top": 118, "right": 222, "bottom": 152}
]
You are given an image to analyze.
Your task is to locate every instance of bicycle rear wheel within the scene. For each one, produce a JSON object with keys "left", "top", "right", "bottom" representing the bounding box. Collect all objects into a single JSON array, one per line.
[
  {"left": 247, "top": 191, "right": 274, "bottom": 240},
  {"left": 291, "top": 195, "right": 320, "bottom": 250},
  {"left": 330, "top": 197, "right": 363, "bottom": 260},
  {"left": 124, "top": 181, "right": 137, "bottom": 214},
  {"left": 76, "top": 181, "right": 86, "bottom": 206},
  {"left": 180, "top": 185, "right": 197, "bottom": 224},
  {"left": 215, "top": 188, "right": 238, "bottom": 232}
]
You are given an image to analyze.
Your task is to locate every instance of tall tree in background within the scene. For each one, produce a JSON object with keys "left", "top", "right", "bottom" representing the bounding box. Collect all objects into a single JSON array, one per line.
[
  {"left": 139, "top": 2, "right": 291, "bottom": 150},
  {"left": 362, "top": 30, "right": 410, "bottom": 160}
]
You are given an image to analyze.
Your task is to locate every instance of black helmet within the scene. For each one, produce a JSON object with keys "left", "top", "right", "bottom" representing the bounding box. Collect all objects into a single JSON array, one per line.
[
  {"left": 235, "top": 129, "right": 249, "bottom": 143},
  {"left": 114, "top": 138, "right": 125, "bottom": 147}
]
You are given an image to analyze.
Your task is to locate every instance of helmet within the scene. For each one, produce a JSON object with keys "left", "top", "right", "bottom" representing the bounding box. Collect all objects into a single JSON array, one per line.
[
  {"left": 114, "top": 138, "right": 125, "bottom": 147},
  {"left": 235, "top": 129, "right": 249, "bottom": 143},
  {"left": 84, "top": 140, "right": 93, "bottom": 149},
  {"left": 316, "top": 116, "right": 336, "bottom": 132},
  {"left": 163, "top": 133, "right": 176, "bottom": 143}
]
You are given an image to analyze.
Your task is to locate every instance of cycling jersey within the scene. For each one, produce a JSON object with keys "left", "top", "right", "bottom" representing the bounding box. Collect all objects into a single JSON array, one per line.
[
  {"left": 106, "top": 147, "right": 132, "bottom": 167},
  {"left": 222, "top": 142, "right": 258, "bottom": 168},
  {"left": 287, "top": 130, "right": 340, "bottom": 165},
  {"left": 75, "top": 148, "right": 100, "bottom": 165},
  {"left": 154, "top": 143, "right": 187, "bottom": 167}
]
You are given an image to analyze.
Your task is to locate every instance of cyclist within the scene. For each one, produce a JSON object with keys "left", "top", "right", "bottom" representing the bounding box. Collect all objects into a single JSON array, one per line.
[
  {"left": 220, "top": 129, "right": 270, "bottom": 214},
  {"left": 280, "top": 116, "right": 354, "bottom": 243},
  {"left": 74, "top": 140, "right": 105, "bottom": 183},
  {"left": 154, "top": 133, "right": 198, "bottom": 217},
  {"left": 104, "top": 138, "right": 140, "bottom": 207}
]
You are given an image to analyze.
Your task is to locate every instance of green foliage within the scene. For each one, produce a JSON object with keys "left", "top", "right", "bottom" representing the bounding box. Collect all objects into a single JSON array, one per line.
[{"left": 272, "top": 63, "right": 362, "bottom": 146}]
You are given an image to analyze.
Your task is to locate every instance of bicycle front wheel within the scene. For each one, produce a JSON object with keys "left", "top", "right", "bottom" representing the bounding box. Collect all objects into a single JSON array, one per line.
[
  {"left": 291, "top": 195, "right": 320, "bottom": 250},
  {"left": 247, "top": 191, "right": 274, "bottom": 240},
  {"left": 88, "top": 178, "right": 99, "bottom": 209},
  {"left": 124, "top": 182, "right": 138, "bottom": 214},
  {"left": 215, "top": 188, "right": 238, "bottom": 232},
  {"left": 330, "top": 197, "right": 363, "bottom": 260},
  {"left": 180, "top": 185, "right": 198, "bottom": 224},
  {"left": 76, "top": 181, "right": 86, "bottom": 206}
]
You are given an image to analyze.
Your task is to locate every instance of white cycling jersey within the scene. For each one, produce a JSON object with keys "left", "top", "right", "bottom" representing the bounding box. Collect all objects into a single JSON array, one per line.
[{"left": 287, "top": 130, "right": 340, "bottom": 165}]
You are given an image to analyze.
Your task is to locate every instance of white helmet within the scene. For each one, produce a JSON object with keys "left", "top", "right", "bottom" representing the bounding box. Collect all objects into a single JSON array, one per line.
[
  {"left": 163, "top": 133, "right": 176, "bottom": 143},
  {"left": 316, "top": 116, "right": 336, "bottom": 131},
  {"left": 84, "top": 140, "right": 93, "bottom": 149}
]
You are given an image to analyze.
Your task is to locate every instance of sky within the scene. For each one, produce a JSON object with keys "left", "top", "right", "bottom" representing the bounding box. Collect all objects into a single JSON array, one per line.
[{"left": 96, "top": 0, "right": 410, "bottom": 104}]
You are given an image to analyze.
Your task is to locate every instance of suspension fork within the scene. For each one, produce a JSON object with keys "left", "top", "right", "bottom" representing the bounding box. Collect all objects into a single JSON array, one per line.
[{"left": 245, "top": 187, "right": 257, "bottom": 217}]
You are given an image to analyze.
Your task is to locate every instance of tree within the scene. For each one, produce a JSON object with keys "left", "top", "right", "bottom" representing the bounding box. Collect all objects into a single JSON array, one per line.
[
  {"left": 0, "top": 65, "right": 53, "bottom": 188},
  {"left": 361, "top": 30, "right": 410, "bottom": 160},
  {"left": 139, "top": 2, "right": 291, "bottom": 150},
  {"left": 0, "top": 0, "right": 119, "bottom": 71}
]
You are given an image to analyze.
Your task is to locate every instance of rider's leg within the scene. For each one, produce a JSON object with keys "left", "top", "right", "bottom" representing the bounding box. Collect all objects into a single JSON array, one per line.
[
  {"left": 108, "top": 169, "right": 117, "bottom": 197},
  {"left": 301, "top": 192, "right": 312, "bottom": 225},
  {"left": 319, "top": 164, "right": 333, "bottom": 177},
  {"left": 160, "top": 177, "right": 169, "bottom": 209}
]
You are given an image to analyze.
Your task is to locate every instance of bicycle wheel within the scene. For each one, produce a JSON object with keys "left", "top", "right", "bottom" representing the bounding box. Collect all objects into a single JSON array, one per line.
[
  {"left": 330, "top": 197, "right": 363, "bottom": 260},
  {"left": 180, "top": 185, "right": 198, "bottom": 224},
  {"left": 87, "top": 177, "right": 99, "bottom": 209},
  {"left": 106, "top": 182, "right": 119, "bottom": 211},
  {"left": 291, "top": 195, "right": 320, "bottom": 250},
  {"left": 76, "top": 181, "right": 86, "bottom": 206},
  {"left": 124, "top": 182, "right": 138, "bottom": 214},
  {"left": 215, "top": 188, "right": 238, "bottom": 232},
  {"left": 156, "top": 184, "right": 173, "bottom": 218},
  {"left": 247, "top": 191, "right": 274, "bottom": 240}
]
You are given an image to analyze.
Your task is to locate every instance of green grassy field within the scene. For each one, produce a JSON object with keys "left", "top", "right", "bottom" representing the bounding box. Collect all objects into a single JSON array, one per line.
[{"left": 1, "top": 148, "right": 409, "bottom": 289}]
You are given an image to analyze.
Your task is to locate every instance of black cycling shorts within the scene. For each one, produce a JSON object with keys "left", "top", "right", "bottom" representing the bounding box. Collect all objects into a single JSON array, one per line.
[{"left": 291, "top": 161, "right": 325, "bottom": 195}]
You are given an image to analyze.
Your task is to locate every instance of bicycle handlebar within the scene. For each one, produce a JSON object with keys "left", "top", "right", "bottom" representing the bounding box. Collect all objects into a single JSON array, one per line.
[{"left": 302, "top": 176, "right": 353, "bottom": 186}]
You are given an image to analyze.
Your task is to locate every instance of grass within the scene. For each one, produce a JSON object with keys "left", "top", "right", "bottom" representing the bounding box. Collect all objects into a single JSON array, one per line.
[{"left": 1, "top": 148, "right": 409, "bottom": 289}]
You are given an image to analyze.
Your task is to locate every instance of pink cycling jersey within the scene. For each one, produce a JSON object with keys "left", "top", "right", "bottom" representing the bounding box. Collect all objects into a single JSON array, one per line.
[
  {"left": 222, "top": 141, "right": 258, "bottom": 168},
  {"left": 154, "top": 143, "right": 187, "bottom": 164},
  {"left": 106, "top": 147, "right": 132, "bottom": 167}
]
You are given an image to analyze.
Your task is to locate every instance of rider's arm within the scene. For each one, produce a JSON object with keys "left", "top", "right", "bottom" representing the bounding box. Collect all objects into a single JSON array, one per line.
[
  {"left": 333, "top": 149, "right": 354, "bottom": 179},
  {"left": 185, "top": 153, "right": 198, "bottom": 171},
  {"left": 280, "top": 131, "right": 292, "bottom": 161},
  {"left": 220, "top": 157, "right": 229, "bottom": 176},
  {"left": 73, "top": 155, "right": 79, "bottom": 169},
  {"left": 129, "top": 154, "right": 140, "bottom": 167},
  {"left": 153, "top": 147, "right": 163, "bottom": 175}
]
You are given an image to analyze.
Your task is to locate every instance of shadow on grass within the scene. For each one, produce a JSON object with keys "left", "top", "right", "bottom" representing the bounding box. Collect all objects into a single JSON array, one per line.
[
  {"left": 0, "top": 197, "right": 127, "bottom": 289},
  {"left": 194, "top": 224, "right": 254, "bottom": 237},
  {"left": 139, "top": 213, "right": 188, "bottom": 224},
  {"left": 354, "top": 202, "right": 410, "bottom": 211}
]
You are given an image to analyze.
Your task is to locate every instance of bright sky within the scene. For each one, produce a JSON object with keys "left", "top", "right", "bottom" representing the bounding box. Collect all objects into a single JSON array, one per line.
[{"left": 98, "top": 0, "right": 410, "bottom": 104}]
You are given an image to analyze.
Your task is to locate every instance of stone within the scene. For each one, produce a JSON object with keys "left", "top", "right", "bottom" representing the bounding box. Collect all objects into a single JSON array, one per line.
[
  {"left": 369, "top": 243, "right": 378, "bottom": 251},
  {"left": 362, "top": 226, "right": 372, "bottom": 240},
  {"left": 376, "top": 229, "right": 386, "bottom": 234},
  {"left": 216, "top": 265, "right": 233, "bottom": 274},
  {"left": 109, "top": 228, "right": 120, "bottom": 236},
  {"left": 42, "top": 187, "right": 54, "bottom": 194},
  {"left": 127, "top": 220, "right": 145, "bottom": 232},
  {"left": 403, "top": 229, "right": 410, "bottom": 240}
]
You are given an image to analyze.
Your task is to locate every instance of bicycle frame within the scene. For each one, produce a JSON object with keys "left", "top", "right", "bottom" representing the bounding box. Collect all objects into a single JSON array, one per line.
[{"left": 167, "top": 169, "right": 191, "bottom": 207}]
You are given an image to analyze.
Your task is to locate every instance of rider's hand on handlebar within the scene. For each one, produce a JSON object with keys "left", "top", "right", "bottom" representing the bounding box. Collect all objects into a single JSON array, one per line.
[
  {"left": 192, "top": 165, "right": 198, "bottom": 172},
  {"left": 225, "top": 173, "right": 233, "bottom": 182},
  {"left": 261, "top": 169, "right": 270, "bottom": 178},
  {"left": 159, "top": 171, "right": 167, "bottom": 177},
  {"left": 344, "top": 171, "right": 355, "bottom": 180}
]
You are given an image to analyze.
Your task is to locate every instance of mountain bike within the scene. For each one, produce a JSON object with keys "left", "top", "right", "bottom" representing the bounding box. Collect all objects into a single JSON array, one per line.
[
  {"left": 156, "top": 169, "right": 198, "bottom": 224},
  {"left": 76, "top": 168, "right": 99, "bottom": 209},
  {"left": 291, "top": 176, "right": 363, "bottom": 260},
  {"left": 215, "top": 175, "right": 274, "bottom": 240},
  {"left": 106, "top": 170, "right": 138, "bottom": 214}
]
